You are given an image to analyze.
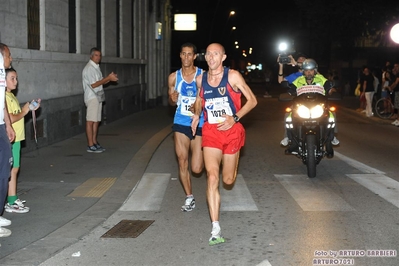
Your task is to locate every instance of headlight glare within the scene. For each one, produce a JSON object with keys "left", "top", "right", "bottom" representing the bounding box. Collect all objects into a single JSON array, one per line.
[
  {"left": 297, "top": 105, "right": 310, "bottom": 118},
  {"left": 310, "top": 105, "right": 324, "bottom": 118}
]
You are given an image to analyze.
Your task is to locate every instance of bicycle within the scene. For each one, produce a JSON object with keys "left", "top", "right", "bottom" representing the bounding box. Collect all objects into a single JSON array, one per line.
[{"left": 375, "top": 92, "right": 394, "bottom": 119}]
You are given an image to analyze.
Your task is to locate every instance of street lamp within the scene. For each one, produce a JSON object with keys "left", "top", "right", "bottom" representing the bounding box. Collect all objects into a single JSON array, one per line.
[
  {"left": 227, "top": 11, "right": 235, "bottom": 26},
  {"left": 390, "top": 23, "right": 399, "bottom": 44},
  {"left": 222, "top": 11, "right": 235, "bottom": 39}
]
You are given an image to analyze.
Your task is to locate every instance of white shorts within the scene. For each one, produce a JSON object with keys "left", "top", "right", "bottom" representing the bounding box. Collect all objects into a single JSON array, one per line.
[{"left": 86, "top": 98, "right": 102, "bottom": 122}]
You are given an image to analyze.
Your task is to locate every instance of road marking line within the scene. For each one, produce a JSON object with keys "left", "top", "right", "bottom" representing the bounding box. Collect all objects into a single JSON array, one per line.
[
  {"left": 119, "top": 173, "right": 170, "bottom": 211},
  {"left": 347, "top": 174, "right": 399, "bottom": 208},
  {"left": 256, "top": 259, "right": 273, "bottom": 266},
  {"left": 334, "top": 151, "right": 385, "bottom": 174},
  {"left": 221, "top": 174, "right": 258, "bottom": 211},
  {"left": 275, "top": 174, "right": 354, "bottom": 211}
]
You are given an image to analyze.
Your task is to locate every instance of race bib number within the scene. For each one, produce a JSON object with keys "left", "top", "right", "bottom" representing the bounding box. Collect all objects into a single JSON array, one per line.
[
  {"left": 205, "top": 98, "right": 232, "bottom": 124},
  {"left": 179, "top": 96, "right": 196, "bottom": 116}
]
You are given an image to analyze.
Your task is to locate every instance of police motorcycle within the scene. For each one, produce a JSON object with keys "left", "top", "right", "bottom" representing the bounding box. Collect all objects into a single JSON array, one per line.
[{"left": 279, "top": 59, "right": 339, "bottom": 178}]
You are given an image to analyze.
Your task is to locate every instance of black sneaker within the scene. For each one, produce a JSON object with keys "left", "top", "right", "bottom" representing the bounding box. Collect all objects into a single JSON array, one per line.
[
  {"left": 87, "top": 145, "right": 103, "bottom": 153},
  {"left": 94, "top": 143, "right": 106, "bottom": 152}
]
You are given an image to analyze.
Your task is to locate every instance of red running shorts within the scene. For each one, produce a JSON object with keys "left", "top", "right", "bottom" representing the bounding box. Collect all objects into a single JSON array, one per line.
[{"left": 202, "top": 122, "right": 245, "bottom": 154}]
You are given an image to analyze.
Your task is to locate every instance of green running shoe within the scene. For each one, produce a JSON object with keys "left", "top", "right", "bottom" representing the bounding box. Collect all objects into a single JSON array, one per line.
[{"left": 209, "top": 235, "right": 225, "bottom": 246}]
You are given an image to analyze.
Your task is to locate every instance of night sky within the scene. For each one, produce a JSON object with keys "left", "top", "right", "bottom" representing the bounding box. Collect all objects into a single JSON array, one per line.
[{"left": 170, "top": 0, "right": 299, "bottom": 69}]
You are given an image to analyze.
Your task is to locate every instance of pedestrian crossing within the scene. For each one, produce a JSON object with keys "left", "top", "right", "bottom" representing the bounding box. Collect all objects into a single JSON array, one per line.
[
  {"left": 119, "top": 154, "right": 399, "bottom": 213},
  {"left": 347, "top": 174, "right": 399, "bottom": 208},
  {"left": 119, "top": 173, "right": 171, "bottom": 211},
  {"left": 119, "top": 173, "right": 258, "bottom": 212},
  {"left": 274, "top": 174, "right": 355, "bottom": 211},
  {"left": 221, "top": 174, "right": 258, "bottom": 211}
]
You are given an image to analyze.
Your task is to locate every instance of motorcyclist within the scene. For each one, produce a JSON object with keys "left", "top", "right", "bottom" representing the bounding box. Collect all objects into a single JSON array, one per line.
[
  {"left": 285, "top": 58, "right": 339, "bottom": 154},
  {"left": 288, "top": 59, "right": 336, "bottom": 96}
]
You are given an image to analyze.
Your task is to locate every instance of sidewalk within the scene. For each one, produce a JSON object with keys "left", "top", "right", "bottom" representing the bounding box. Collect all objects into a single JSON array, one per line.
[
  {"left": 337, "top": 95, "right": 396, "bottom": 125},
  {"left": 0, "top": 106, "right": 174, "bottom": 265}
]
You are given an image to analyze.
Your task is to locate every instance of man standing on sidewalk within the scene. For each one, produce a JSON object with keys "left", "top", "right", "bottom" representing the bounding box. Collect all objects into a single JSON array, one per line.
[
  {"left": 168, "top": 43, "right": 204, "bottom": 212},
  {"left": 0, "top": 43, "right": 16, "bottom": 237},
  {"left": 191, "top": 43, "right": 257, "bottom": 245},
  {"left": 82, "top": 47, "right": 118, "bottom": 153}
]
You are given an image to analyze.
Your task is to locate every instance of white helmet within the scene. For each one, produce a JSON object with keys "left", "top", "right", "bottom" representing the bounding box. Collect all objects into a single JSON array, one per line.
[{"left": 302, "top": 59, "right": 318, "bottom": 72}]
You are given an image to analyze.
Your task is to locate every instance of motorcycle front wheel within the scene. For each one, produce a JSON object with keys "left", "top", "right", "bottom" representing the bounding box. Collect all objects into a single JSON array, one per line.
[{"left": 306, "top": 134, "right": 317, "bottom": 178}]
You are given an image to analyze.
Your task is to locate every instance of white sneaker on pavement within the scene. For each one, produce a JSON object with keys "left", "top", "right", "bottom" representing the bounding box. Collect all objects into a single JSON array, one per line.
[
  {"left": 331, "top": 137, "right": 340, "bottom": 145},
  {"left": 0, "top": 227, "right": 12, "bottom": 237},
  {"left": 391, "top": 120, "right": 399, "bottom": 126},
  {"left": 280, "top": 137, "right": 289, "bottom": 146},
  {"left": 5, "top": 198, "right": 30, "bottom": 213},
  {"left": 181, "top": 196, "right": 195, "bottom": 212},
  {"left": 209, "top": 224, "right": 225, "bottom": 246},
  {"left": 0, "top": 216, "right": 11, "bottom": 227}
]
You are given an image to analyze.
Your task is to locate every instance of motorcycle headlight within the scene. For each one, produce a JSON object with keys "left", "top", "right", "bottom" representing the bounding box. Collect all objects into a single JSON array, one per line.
[
  {"left": 297, "top": 105, "right": 324, "bottom": 118},
  {"left": 310, "top": 105, "right": 324, "bottom": 118},
  {"left": 297, "top": 105, "right": 310, "bottom": 118}
]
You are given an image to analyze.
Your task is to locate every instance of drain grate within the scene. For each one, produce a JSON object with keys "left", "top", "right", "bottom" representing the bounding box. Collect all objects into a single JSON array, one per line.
[{"left": 101, "top": 220, "right": 155, "bottom": 238}]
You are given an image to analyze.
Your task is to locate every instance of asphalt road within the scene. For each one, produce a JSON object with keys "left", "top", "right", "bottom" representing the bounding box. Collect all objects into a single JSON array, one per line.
[{"left": 1, "top": 82, "right": 398, "bottom": 266}]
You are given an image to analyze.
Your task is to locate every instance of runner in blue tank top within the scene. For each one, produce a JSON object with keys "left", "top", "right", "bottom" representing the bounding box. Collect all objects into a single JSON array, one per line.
[{"left": 168, "top": 43, "right": 204, "bottom": 213}]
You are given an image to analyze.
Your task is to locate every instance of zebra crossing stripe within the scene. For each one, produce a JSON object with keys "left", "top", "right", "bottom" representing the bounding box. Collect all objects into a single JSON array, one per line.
[
  {"left": 221, "top": 174, "right": 258, "bottom": 211},
  {"left": 347, "top": 174, "right": 399, "bottom": 208},
  {"left": 274, "top": 174, "right": 354, "bottom": 212},
  {"left": 119, "top": 173, "right": 258, "bottom": 212},
  {"left": 256, "top": 259, "right": 273, "bottom": 266},
  {"left": 334, "top": 151, "right": 385, "bottom": 174},
  {"left": 119, "top": 173, "right": 171, "bottom": 211}
]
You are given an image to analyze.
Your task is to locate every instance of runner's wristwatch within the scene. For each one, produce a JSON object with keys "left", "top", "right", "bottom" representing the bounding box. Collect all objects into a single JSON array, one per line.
[{"left": 233, "top": 114, "right": 240, "bottom": 123}]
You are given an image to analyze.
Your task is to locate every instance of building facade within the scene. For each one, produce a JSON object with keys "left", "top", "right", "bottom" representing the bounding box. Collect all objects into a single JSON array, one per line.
[{"left": 0, "top": 0, "right": 172, "bottom": 152}]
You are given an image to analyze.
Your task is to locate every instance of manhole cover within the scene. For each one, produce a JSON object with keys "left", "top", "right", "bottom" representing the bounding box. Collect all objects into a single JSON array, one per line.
[{"left": 101, "top": 220, "right": 154, "bottom": 238}]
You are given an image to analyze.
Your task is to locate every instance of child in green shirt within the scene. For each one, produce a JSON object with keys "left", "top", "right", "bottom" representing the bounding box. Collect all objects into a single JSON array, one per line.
[{"left": 5, "top": 67, "right": 40, "bottom": 213}]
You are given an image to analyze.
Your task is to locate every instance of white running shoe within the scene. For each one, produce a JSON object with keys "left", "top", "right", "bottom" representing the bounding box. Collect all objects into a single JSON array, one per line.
[
  {"left": 0, "top": 216, "right": 11, "bottom": 227},
  {"left": 280, "top": 137, "right": 289, "bottom": 146},
  {"left": 391, "top": 120, "right": 399, "bottom": 126},
  {"left": 209, "top": 225, "right": 225, "bottom": 246},
  {"left": 181, "top": 197, "right": 195, "bottom": 212},
  {"left": 5, "top": 199, "right": 30, "bottom": 213},
  {"left": 5, "top": 203, "right": 29, "bottom": 213},
  {"left": 331, "top": 137, "right": 340, "bottom": 146},
  {"left": 0, "top": 227, "right": 12, "bottom": 237}
]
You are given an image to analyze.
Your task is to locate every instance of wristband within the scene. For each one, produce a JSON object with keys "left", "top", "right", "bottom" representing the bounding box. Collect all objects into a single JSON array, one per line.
[{"left": 278, "top": 74, "right": 283, "bottom": 76}]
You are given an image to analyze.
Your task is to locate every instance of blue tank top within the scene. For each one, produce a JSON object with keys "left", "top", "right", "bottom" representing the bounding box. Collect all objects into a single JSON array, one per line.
[{"left": 173, "top": 67, "right": 204, "bottom": 127}]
